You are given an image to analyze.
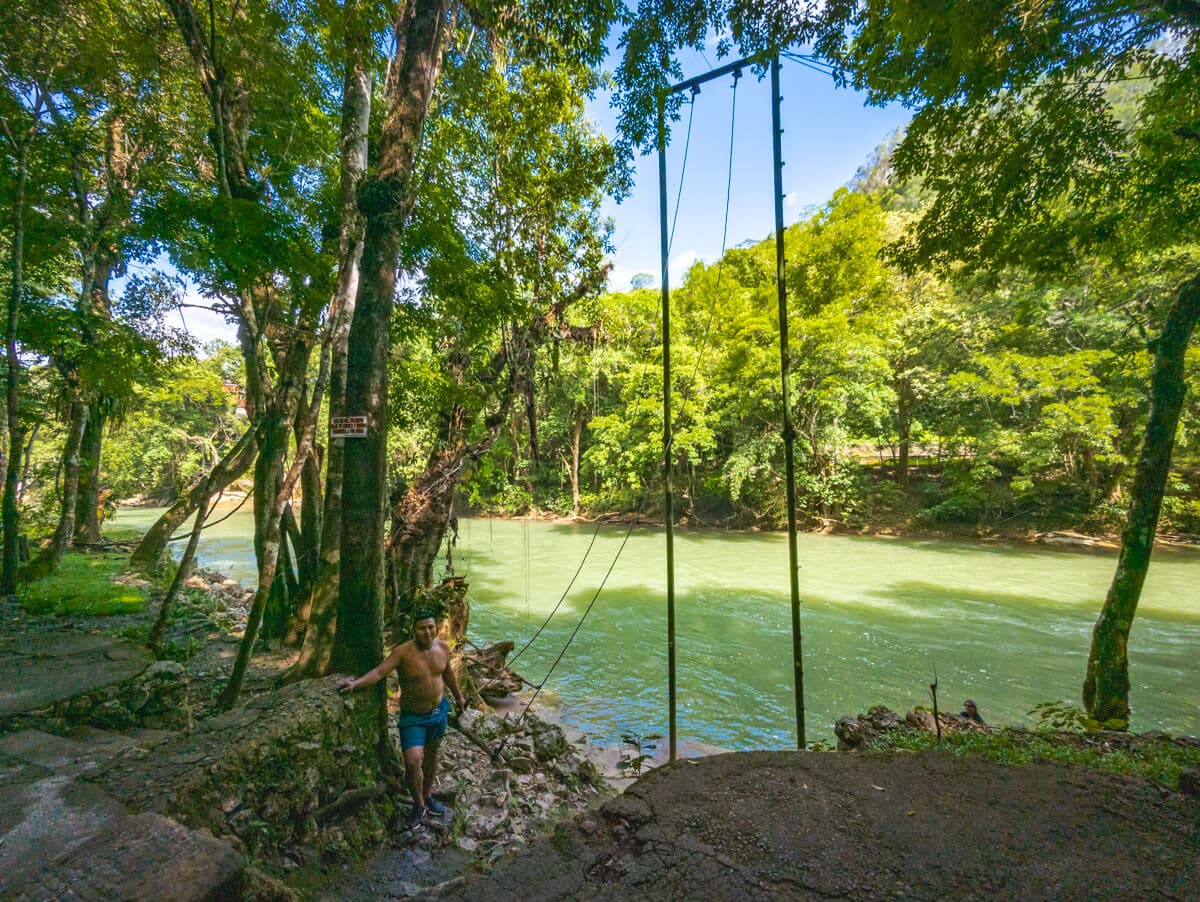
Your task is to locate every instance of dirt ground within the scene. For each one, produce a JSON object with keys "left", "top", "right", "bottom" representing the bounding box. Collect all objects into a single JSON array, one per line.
[{"left": 434, "top": 749, "right": 1200, "bottom": 901}]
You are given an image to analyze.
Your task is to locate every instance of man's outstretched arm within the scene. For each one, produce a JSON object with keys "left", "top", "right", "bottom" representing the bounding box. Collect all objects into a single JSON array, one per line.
[{"left": 338, "top": 645, "right": 404, "bottom": 693}]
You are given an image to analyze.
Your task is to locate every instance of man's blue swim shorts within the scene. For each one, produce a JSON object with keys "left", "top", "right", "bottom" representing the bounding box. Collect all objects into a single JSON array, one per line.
[{"left": 397, "top": 696, "right": 450, "bottom": 750}]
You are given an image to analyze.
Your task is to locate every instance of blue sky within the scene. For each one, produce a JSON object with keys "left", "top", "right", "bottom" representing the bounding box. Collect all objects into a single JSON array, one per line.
[
  {"left": 168, "top": 51, "right": 911, "bottom": 344},
  {"left": 591, "top": 53, "right": 911, "bottom": 293}
]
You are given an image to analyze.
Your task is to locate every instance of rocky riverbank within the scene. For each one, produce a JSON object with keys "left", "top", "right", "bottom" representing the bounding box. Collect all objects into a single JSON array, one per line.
[{"left": 0, "top": 556, "right": 634, "bottom": 899}]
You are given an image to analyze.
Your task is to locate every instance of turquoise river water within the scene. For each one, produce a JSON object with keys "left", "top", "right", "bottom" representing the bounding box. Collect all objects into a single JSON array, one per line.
[{"left": 110, "top": 508, "right": 1199, "bottom": 747}]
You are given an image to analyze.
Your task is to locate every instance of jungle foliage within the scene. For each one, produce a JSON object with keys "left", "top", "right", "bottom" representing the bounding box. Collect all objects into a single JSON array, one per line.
[
  {"left": 456, "top": 182, "right": 1200, "bottom": 538},
  {"left": 4, "top": 0, "right": 1199, "bottom": 727}
]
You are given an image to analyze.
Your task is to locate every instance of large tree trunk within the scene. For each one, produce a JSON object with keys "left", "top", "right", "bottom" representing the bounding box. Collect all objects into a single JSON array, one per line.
[
  {"left": 386, "top": 366, "right": 526, "bottom": 614},
  {"left": 331, "top": 0, "right": 452, "bottom": 678},
  {"left": 129, "top": 428, "right": 258, "bottom": 569},
  {"left": 23, "top": 398, "right": 88, "bottom": 580},
  {"left": 73, "top": 403, "right": 105, "bottom": 543},
  {"left": 73, "top": 262, "right": 118, "bottom": 545},
  {"left": 283, "top": 19, "right": 371, "bottom": 680},
  {"left": 294, "top": 393, "right": 322, "bottom": 597},
  {"left": 219, "top": 344, "right": 325, "bottom": 709},
  {"left": 2, "top": 145, "right": 29, "bottom": 595},
  {"left": 1082, "top": 272, "right": 1200, "bottom": 727}
]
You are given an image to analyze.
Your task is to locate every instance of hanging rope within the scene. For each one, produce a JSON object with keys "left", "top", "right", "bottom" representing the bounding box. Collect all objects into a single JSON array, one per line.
[
  {"left": 686, "top": 63, "right": 739, "bottom": 388},
  {"left": 167, "top": 487, "right": 247, "bottom": 542},
  {"left": 508, "top": 520, "right": 603, "bottom": 665},
  {"left": 668, "top": 88, "right": 700, "bottom": 254},
  {"left": 489, "top": 526, "right": 635, "bottom": 761}
]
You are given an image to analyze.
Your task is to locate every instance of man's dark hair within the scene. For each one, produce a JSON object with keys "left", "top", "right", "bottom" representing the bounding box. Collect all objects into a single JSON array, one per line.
[{"left": 412, "top": 607, "right": 440, "bottom": 624}]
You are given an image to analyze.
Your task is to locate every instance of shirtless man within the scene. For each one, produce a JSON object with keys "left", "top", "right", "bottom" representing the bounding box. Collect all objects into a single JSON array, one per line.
[{"left": 338, "top": 609, "right": 467, "bottom": 828}]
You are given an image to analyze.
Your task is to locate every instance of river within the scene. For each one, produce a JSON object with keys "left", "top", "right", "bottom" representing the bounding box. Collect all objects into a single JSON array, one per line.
[{"left": 110, "top": 507, "right": 1199, "bottom": 746}]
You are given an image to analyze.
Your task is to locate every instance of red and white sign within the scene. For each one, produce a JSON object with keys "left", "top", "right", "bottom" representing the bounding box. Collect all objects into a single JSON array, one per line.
[{"left": 331, "top": 416, "right": 369, "bottom": 438}]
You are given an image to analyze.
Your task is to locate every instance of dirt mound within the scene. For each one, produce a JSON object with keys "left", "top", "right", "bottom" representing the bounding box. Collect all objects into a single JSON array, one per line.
[{"left": 437, "top": 750, "right": 1200, "bottom": 900}]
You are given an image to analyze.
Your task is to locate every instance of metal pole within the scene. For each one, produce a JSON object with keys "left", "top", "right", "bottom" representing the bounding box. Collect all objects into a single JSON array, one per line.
[
  {"left": 772, "top": 55, "right": 805, "bottom": 749},
  {"left": 657, "top": 95, "right": 678, "bottom": 764}
]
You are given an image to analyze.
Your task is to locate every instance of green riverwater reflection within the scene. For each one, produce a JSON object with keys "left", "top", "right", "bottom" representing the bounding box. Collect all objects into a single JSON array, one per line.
[{"left": 111, "top": 508, "right": 1199, "bottom": 747}]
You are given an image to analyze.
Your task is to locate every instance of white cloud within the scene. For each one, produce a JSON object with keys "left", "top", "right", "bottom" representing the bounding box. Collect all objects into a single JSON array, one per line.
[
  {"left": 176, "top": 287, "right": 239, "bottom": 348},
  {"left": 669, "top": 249, "right": 701, "bottom": 286}
]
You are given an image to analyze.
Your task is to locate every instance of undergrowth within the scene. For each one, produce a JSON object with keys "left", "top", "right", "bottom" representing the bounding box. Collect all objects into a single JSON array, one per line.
[{"left": 867, "top": 727, "right": 1200, "bottom": 787}]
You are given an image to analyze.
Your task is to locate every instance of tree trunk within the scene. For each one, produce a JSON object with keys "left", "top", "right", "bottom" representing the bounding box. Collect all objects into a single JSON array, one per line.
[
  {"left": 331, "top": 0, "right": 452, "bottom": 678},
  {"left": 282, "top": 18, "right": 371, "bottom": 679},
  {"left": 282, "top": 501, "right": 308, "bottom": 601},
  {"left": 23, "top": 399, "right": 88, "bottom": 580},
  {"left": 148, "top": 492, "right": 212, "bottom": 651},
  {"left": 893, "top": 371, "right": 913, "bottom": 490},
  {"left": 219, "top": 351, "right": 325, "bottom": 708},
  {"left": 16, "top": 425, "right": 37, "bottom": 505},
  {"left": 73, "top": 402, "right": 105, "bottom": 543},
  {"left": 2, "top": 145, "right": 28, "bottom": 595},
  {"left": 571, "top": 404, "right": 583, "bottom": 517},
  {"left": 296, "top": 443, "right": 322, "bottom": 594},
  {"left": 1082, "top": 272, "right": 1200, "bottom": 727}
]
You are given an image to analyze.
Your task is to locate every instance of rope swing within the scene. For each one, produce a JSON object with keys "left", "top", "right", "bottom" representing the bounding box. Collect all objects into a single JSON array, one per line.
[{"left": 656, "top": 54, "right": 806, "bottom": 759}]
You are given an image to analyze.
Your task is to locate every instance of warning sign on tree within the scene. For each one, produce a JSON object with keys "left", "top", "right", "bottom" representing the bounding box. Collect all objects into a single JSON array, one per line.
[{"left": 331, "top": 416, "right": 369, "bottom": 438}]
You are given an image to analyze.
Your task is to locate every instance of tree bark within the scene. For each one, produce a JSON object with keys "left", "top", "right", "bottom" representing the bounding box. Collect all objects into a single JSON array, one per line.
[
  {"left": 16, "top": 425, "right": 37, "bottom": 505},
  {"left": 896, "top": 374, "right": 912, "bottom": 491},
  {"left": 283, "top": 17, "right": 371, "bottom": 678},
  {"left": 74, "top": 403, "right": 105, "bottom": 543},
  {"left": 331, "top": 0, "right": 453, "bottom": 678},
  {"left": 2, "top": 143, "right": 29, "bottom": 595},
  {"left": 571, "top": 404, "right": 584, "bottom": 517},
  {"left": 148, "top": 491, "right": 212, "bottom": 651},
  {"left": 1082, "top": 272, "right": 1200, "bottom": 726},
  {"left": 23, "top": 399, "right": 88, "bottom": 580},
  {"left": 219, "top": 342, "right": 326, "bottom": 708}
]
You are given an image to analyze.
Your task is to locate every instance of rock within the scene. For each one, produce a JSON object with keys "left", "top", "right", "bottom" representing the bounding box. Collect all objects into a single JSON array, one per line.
[
  {"left": 905, "top": 709, "right": 945, "bottom": 733},
  {"left": 241, "top": 865, "right": 301, "bottom": 901},
  {"left": 533, "top": 725, "right": 570, "bottom": 762},
  {"left": 145, "top": 660, "right": 185, "bottom": 680},
  {"left": 0, "top": 633, "right": 154, "bottom": 722},
  {"left": 458, "top": 708, "right": 481, "bottom": 733},
  {"left": 1180, "top": 766, "right": 1199, "bottom": 798},
  {"left": 88, "top": 679, "right": 385, "bottom": 865},
  {"left": 600, "top": 794, "right": 653, "bottom": 827},
  {"left": 506, "top": 754, "right": 537, "bottom": 774},
  {"left": 466, "top": 812, "right": 508, "bottom": 839},
  {"left": 15, "top": 811, "right": 243, "bottom": 901},
  {"left": 834, "top": 715, "right": 870, "bottom": 750}
]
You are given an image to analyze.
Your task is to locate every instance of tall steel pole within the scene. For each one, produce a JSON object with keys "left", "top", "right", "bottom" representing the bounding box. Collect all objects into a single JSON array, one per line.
[
  {"left": 657, "top": 95, "right": 678, "bottom": 763},
  {"left": 772, "top": 55, "right": 805, "bottom": 749}
]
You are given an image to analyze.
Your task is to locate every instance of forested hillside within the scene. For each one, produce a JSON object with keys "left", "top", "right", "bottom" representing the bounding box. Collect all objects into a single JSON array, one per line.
[{"left": 454, "top": 169, "right": 1200, "bottom": 537}]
